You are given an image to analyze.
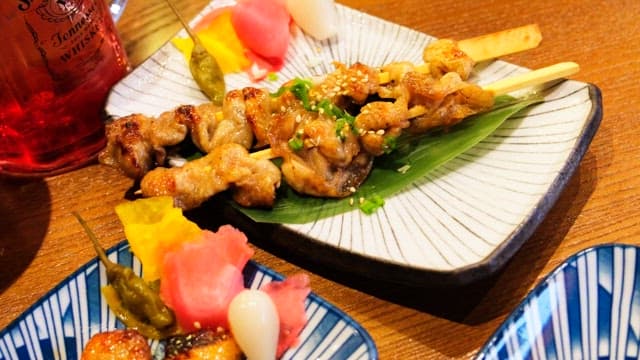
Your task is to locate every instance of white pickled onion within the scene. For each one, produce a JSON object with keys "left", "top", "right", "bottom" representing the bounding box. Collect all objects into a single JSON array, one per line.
[
  {"left": 228, "top": 289, "right": 280, "bottom": 360},
  {"left": 285, "top": 0, "right": 338, "bottom": 40}
]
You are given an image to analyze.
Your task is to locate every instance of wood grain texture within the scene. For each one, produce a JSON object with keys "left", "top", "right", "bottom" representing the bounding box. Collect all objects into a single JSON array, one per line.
[{"left": 1, "top": 0, "right": 639, "bottom": 358}]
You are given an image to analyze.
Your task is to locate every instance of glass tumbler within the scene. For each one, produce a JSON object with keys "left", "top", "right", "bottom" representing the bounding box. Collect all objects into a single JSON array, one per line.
[{"left": 0, "top": 0, "right": 130, "bottom": 177}]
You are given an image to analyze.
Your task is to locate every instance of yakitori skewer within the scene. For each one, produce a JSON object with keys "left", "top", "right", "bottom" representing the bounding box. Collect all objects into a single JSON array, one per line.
[
  {"left": 377, "top": 24, "right": 542, "bottom": 84},
  {"left": 205, "top": 24, "right": 542, "bottom": 125},
  {"left": 456, "top": 24, "right": 542, "bottom": 63},
  {"left": 251, "top": 61, "right": 580, "bottom": 161}
]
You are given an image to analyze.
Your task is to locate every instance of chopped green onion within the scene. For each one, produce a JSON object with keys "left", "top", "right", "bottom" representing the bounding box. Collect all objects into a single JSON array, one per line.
[
  {"left": 359, "top": 194, "right": 385, "bottom": 214},
  {"left": 335, "top": 118, "right": 348, "bottom": 140},
  {"left": 267, "top": 72, "right": 279, "bottom": 81},
  {"left": 383, "top": 136, "right": 398, "bottom": 154},
  {"left": 270, "top": 86, "right": 288, "bottom": 98},
  {"left": 271, "top": 78, "right": 359, "bottom": 142},
  {"left": 288, "top": 136, "right": 304, "bottom": 151}
]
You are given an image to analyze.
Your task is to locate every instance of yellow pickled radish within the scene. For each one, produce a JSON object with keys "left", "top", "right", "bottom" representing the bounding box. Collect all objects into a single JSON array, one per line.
[
  {"left": 172, "top": 9, "right": 250, "bottom": 74},
  {"left": 115, "top": 196, "right": 202, "bottom": 281}
]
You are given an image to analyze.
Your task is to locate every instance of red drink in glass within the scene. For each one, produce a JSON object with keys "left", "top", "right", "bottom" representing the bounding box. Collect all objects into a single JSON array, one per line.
[{"left": 0, "top": 0, "right": 129, "bottom": 177}]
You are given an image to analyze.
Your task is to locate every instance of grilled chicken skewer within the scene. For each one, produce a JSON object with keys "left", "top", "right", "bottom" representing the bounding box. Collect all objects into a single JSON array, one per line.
[
  {"left": 250, "top": 61, "right": 580, "bottom": 161},
  {"left": 128, "top": 60, "right": 577, "bottom": 209},
  {"left": 100, "top": 25, "right": 541, "bottom": 176}
]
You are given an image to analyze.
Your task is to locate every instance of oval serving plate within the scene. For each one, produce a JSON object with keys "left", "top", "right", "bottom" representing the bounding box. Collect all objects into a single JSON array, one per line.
[
  {"left": 0, "top": 241, "right": 377, "bottom": 359},
  {"left": 476, "top": 243, "right": 640, "bottom": 359},
  {"left": 105, "top": 0, "right": 602, "bottom": 287}
]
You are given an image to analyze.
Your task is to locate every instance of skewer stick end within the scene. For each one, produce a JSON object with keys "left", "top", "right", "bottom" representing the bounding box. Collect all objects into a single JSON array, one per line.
[
  {"left": 459, "top": 24, "right": 543, "bottom": 63},
  {"left": 484, "top": 61, "right": 580, "bottom": 96},
  {"left": 250, "top": 148, "right": 276, "bottom": 160}
]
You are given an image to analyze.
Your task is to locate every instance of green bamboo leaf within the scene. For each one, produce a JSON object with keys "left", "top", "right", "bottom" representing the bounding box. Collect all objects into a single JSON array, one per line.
[{"left": 235, "top": 94, "right": 543, "bottom": 224}]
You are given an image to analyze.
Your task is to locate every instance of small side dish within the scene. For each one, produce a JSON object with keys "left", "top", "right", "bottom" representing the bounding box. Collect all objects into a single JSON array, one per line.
[
  {"left": 75, "top": 196, "right": 310, "bottom": 359},
  {"left": 0, "top": 203, "right": 378, "bottom": 360}
]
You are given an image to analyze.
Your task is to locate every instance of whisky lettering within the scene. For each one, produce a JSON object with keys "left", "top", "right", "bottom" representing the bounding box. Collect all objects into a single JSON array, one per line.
[
  {"left": 20, "top": 0, "right": 108, "bottom": 84},
  {"left": 50, "top": 2, "right": 101, "bottom": 62}
]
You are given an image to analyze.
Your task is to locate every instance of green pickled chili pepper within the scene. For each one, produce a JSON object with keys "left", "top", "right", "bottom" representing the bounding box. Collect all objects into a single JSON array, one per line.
[
  {"left": 72, "top": 212, "right": 177, "bottom": 339},
  {"left": 190, "top": 43, "right": 226, "bottom": 105},
  {"left": 165, "top": 0, "right": 225, "bottom": 105}
]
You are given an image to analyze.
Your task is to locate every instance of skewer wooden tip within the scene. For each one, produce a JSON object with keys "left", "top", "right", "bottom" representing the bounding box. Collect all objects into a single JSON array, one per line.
[
  {"left": 483, "top": 61, "right": 580, "bottom": 96},
  {"left": 458, "top": 24, "right": 542, "bottom": 63},
  {"left": 250, "top": 148, "right": 275, "bottom": 160}
]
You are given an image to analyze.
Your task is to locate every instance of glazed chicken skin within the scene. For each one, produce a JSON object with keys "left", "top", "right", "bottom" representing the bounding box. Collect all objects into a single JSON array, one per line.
[
  {"left": 423, "top": 38, "right": 476, "bottom": 79},
  {"left": 163, "top": 329, "right": 243, "bottom": 360}
]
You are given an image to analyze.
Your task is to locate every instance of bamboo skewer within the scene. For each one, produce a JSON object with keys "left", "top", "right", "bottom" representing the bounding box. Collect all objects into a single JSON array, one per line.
[
  {"left": 250, "top": 61, "right": 580, "bottom": 161},
  {"left": 457, "top": 24, "right": 542, "bottom": 63},
  {"left": 483, "top": 61, "right": 579, "bottom": 95}
]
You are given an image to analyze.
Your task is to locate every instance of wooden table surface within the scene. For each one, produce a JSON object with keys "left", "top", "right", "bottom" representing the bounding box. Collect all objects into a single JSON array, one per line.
[{"left": 1, "top": 0, "right": 639, "bottom": 358}]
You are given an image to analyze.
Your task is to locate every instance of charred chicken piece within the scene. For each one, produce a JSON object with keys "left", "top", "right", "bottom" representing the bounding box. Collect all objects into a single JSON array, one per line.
[
  {"left": 163, "top": 329, "right": 244, "bottom": 360},
  {"left": 99, "top": 110, "right": 188, "bottom": 179},
  {"left": 267, "top": 89, "right": 373, "bottom": 197},
  {"left": 82, "top": 329, "right": 151, "bottom": 360},
  {"left": 310, "top": 62, "right": 380, "bottom": 105},
  {"left": 187, "top": 101, "right": 253, "bottom": 153},
  {"left": 423, "top": 39, "right": 476, "bottom": 80},
  {"left": 99, "top": 102, "right": 253, "bottom": 179},
  {"left": 403, "top": 71, "right": 494, "bottom": 133},
  {"left": 355, "top": 95, "right": 410, "bottom": 156},
  {"left": 239, "top": 87, "right": 275, "bottom": 148},
  {"left": 140, "top": 143, "right": 281, "bottom": 210},
  {"left": 280, "top": 150, "right": 373, "bottom": 197}
]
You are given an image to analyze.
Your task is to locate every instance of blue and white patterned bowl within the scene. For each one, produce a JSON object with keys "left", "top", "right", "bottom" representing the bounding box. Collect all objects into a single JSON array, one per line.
[
  {"left": 476, "top": 243, "right": 640, "bottom": 360},
  {"left": 0, "top": 241, "right": 378, "bottom": 359}
]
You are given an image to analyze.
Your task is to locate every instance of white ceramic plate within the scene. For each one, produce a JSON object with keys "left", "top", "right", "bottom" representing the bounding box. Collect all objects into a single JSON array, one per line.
[
  {"left": 476, "top": 243, "right": 640, "bottom": 359},
  {"left": 105, "top": 0, "right": 602, "bottom": 286},
  {"left": 0, "top": 241, "right": 377, "bottom": 359}
]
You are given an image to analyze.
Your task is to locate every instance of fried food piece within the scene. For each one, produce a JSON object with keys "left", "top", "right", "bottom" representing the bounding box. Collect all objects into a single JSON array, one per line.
[
  {"left": 140, "top": 143, "right": 281, "bottom": 210},
  {"left": 163, "top": 329, "right": 243, "bottom": 360},
  {"left": 82, "top": 329, "right": 151, "bottom": 360}
]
